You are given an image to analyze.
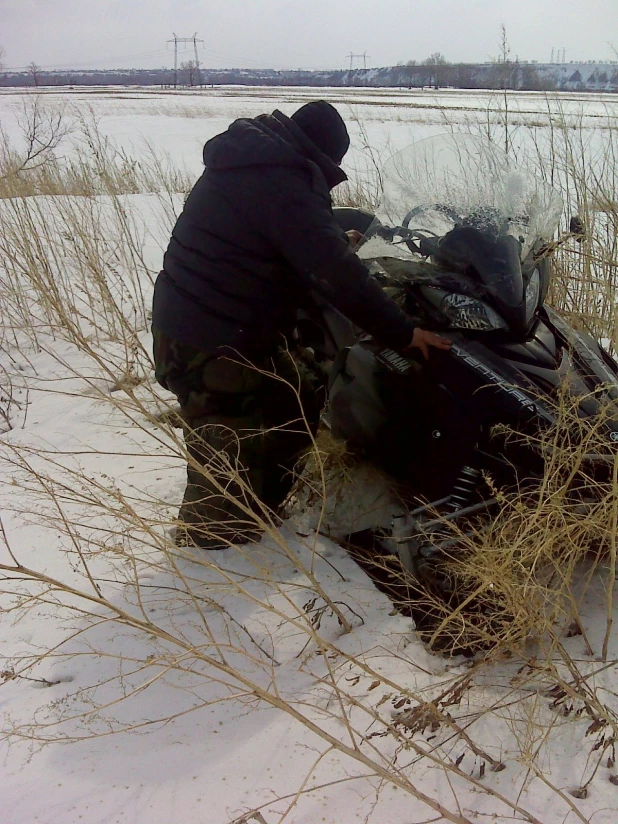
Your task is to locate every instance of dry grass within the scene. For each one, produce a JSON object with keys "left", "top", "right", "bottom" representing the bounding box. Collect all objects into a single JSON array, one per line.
[
  {"left": 408, "top": 390, "right": 618, "bottom": 652},
  {"left": 0, "top": 100, "right": 192, "bottom": 200},
  {"left": 547, "top": 130, "right": 618, "bottom": 349}
]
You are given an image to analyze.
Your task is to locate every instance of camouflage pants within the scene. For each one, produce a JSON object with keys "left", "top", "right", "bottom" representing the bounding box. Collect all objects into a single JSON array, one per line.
[{"left": 153, "top": 330, "right": 322, "bottom": 548}]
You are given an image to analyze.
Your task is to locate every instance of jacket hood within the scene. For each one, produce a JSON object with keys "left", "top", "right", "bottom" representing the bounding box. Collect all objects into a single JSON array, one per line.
[{"left": 202, "top": 110, "right": 347, "bottom": 191}]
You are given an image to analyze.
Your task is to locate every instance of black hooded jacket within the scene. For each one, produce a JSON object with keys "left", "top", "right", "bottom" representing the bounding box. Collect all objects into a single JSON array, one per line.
[{"left": 152, "top": 110, "right": 416, "bottom": 356}]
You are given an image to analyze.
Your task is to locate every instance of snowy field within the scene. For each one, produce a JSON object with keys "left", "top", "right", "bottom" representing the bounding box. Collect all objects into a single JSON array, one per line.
[
  {"left": 1, "top": 86, "right": 618, "bottom": 824},
  {"left": 1, "top": 84, "right": 617, "bottom": 182}
]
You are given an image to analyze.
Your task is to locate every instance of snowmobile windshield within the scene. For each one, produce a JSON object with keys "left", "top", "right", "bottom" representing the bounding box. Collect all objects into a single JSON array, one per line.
[{"left": 360, "top": 134, "right": 563, "bottom": 309}]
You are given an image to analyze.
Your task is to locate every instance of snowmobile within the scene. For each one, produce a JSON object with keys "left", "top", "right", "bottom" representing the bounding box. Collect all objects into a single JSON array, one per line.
[{"left": 294, "top": 134, "right": 618, "bottom": 644}]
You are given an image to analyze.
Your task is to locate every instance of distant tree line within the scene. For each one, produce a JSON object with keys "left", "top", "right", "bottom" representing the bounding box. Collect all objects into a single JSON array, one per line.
[
  {"left": 396, "top": 62, "right": 560, "bottom": 91},
  {"left": 0, "top": 61, "right": 616, "bottom": 92}
]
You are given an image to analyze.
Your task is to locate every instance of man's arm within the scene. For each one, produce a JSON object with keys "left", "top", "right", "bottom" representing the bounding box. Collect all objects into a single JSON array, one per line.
[
  {"left": 345, "top": 230, "right": 451, "bottom": 359},
  {"left": 254, "top": 169, "right": 418, "bottom": 350}
]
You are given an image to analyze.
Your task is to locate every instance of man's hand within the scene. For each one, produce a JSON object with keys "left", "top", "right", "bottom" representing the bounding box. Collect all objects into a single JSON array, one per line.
[
  {"left": 404, "top": 327, "right": 452, "bottom": 360},
  {"left": 346, "top": 229, "right": 364, "bottom": 250}
]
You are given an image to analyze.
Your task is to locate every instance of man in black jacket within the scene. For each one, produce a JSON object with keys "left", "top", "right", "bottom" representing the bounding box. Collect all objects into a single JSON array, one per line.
[{"left": 153, "top": 101, "right": 450, "bottom": 548}]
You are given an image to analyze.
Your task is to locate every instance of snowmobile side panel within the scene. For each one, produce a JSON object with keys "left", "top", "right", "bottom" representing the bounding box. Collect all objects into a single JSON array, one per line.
[
  {"left": 544, "top": 307, "right": 618, "bottom": 401},
  {"left": 329, "top": 345, "right": 388, "bottom": 447},
  {"left": 446, "top": 339, "right": 555, "bottom": 424},
  {"left": 494, "top": 321, "right": 558, "bottom": 368}
]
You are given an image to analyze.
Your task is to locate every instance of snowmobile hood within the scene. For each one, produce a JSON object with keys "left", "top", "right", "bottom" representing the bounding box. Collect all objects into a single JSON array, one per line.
[{"left": 202, "top": 110, "right": 348, "bottom": 191}]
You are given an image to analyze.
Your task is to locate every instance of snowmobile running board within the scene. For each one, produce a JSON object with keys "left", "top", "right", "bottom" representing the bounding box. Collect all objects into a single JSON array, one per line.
[{"left": 389, "top": 497, "right": 498, "bottom": 544}]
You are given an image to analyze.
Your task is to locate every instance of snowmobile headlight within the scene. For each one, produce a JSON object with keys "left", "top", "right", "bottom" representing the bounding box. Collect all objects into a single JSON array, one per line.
[
  {"left": 525, "top": 267, "right": 541, "bottom": 322},
  {"left": 440, "top": 293, "right": 508, "bottom": 331}
]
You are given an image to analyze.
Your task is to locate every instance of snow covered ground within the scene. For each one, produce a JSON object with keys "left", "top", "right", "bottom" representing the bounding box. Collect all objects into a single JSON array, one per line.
[
  {"left": 1, "top": 85, "right": 616, "bottom": 183},
  {"left": 1, "top": 88, "right": 618, "bottom": 824}
]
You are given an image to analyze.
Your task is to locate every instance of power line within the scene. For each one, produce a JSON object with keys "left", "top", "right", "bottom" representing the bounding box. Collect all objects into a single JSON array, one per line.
[
  {"left": 5, "top": 49, "right": 170, "bottom": 72},
  {"left": 5, "top": 43, "right": 348, "bottom": 75},
  {"left": 200, "top": 46, "right": 271, "bottom": 69},
  {"left": 167, "top": 33, "right": 204, "bottom": 88},
  {"left": 347, "top": 52, "right": 370, "bottom": 71}
]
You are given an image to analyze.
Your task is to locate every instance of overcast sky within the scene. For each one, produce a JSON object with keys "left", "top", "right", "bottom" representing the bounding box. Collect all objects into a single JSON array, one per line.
[{"left": 1, "top": 0, "right": 617, "bottom": 71}]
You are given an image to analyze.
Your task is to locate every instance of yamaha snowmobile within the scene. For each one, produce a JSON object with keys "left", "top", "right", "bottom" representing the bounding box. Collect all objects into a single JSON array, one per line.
[{"left": 295, "top": 134, "right": 618, "bottom": 644}]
